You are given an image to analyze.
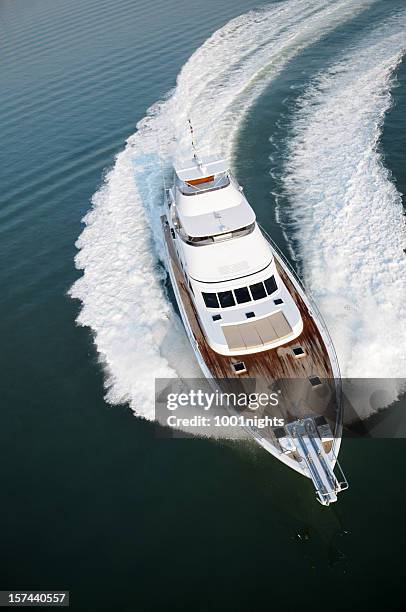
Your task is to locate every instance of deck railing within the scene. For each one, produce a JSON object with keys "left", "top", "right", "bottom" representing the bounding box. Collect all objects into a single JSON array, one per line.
[{"left": 260, "top": 225, "right": 344, "bottom": 443}]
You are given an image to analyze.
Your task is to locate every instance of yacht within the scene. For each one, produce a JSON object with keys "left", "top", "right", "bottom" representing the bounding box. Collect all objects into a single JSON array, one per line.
[{"left": 161, "top": 148, "right": 348, "bottom": 505}]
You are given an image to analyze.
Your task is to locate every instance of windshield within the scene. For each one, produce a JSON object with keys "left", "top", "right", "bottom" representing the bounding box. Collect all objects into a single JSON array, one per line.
[
  {"left": 179, "top": 222, "right": 255, "bottom": 246},
  {"left": 201, "top": 275, "right": 278, "bottom": 309}
]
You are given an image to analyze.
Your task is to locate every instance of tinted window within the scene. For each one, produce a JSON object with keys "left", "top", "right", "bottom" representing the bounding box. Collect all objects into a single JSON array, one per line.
[
  {"left": 250, "top": 282, "right": 266, "bottom": 300},
  {"left": 202, "top": 292, "right": 219, "bottom": 308},
  {"left": 234, "top": 286, "right": 251, "bottom": 304},
  {"left": 218, "top": 291, "right": 236, "bottom": 308},
  {"left": 264, "top": 275, "right": 277, "bottom": 295}
]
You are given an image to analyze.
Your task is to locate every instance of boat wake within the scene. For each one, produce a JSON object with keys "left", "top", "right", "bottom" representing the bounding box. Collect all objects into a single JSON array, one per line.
[
  {"left": 280, "top": 15, "right": 406, "bottom": 416},
  {"left": 70, "top": 0, "right": 384, "bottom": 420}
]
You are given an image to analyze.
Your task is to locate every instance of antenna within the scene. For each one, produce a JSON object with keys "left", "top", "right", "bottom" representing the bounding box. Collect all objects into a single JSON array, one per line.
[{"left": 188, "top": 119, "right": 204, "bottom": 170}]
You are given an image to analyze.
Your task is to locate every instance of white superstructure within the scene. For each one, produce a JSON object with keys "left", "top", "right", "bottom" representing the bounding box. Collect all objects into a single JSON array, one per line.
[{"left": 167, "top": 155, "right": 303, "bottom": 357}]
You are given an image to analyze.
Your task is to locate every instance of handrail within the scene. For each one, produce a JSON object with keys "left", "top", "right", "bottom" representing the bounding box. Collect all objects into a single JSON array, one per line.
[
  {"left": 260, "top": 224, "right": 344, "bottom": 444},
  {"left": 259, "top": 224, "right": 341, "bottom": 378}
]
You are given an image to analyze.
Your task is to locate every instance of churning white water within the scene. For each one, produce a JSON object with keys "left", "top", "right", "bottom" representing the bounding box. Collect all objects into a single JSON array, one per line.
[
  {"left": 70, "top": 0, "right": 379, "bottom": 418},
  {"left": 281, "top": 16, "right": 406, "bottom": 415}
]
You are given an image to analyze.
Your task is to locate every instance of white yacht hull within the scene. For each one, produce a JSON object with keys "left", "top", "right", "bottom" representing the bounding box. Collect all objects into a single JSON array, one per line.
[{"left": 162, "top": 214, "right": 348, "bottom": 505}]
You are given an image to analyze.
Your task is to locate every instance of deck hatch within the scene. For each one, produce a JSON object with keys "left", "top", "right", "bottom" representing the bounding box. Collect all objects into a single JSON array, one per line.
[
  {"left": 309, "top": 376, "right": 322, "bottom": 387},
  {"left": 273, "top": 427, "right": 287, "bottom": 439},
  {"left": 292, "top": 346, "right": 305, "bottom": 357},
  {"left": 232, "top": 361, "right": 247, "bottom": 374}
]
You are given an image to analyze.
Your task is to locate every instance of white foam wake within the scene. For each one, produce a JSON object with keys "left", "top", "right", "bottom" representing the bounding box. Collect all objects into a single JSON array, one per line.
[
  {"left": 70, "top": 0, "right": 374, "bottom": 418},
  {"left": 281, "top": 16, "right": 406, "bottom": 416}
]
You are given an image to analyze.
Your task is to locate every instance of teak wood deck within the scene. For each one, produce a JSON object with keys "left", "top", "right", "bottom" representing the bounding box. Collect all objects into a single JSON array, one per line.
[{"left": 162, "top": 217, "right": 340, "bottom": 428}]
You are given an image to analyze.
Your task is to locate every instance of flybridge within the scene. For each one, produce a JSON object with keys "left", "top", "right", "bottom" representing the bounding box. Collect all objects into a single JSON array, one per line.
[
  {"left": 175, "top": 155, "right": 230, "bottom": 196},
  {"left": 171, "top": 154, "right": 256, "bottom": 240},
  {"left": 178, "top": 121, "right": 231, "bottom": 193}
]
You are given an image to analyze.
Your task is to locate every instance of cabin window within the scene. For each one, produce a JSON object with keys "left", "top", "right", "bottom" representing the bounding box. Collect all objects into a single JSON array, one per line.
[
  {"left": 264, "top": 275, "right": 277, "bottom": 295},
  {"left": 202, "top": 277, "right": 277, "bottom": 311},
  {"left": 250, "top": 282, "right": 266, "bottom": 301},
  {"left": 218, "top": 291, "right": 236, "bottom": 308},
  {"left": 202, "top": 292, "right": 220, "bottom": 309},
  {"left": 234, "top": 286, "right": 251, "bottom": 304}
]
